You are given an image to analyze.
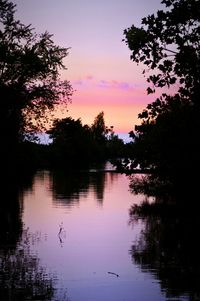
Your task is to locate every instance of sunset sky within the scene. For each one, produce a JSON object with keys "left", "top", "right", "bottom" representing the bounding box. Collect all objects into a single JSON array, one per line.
[{"left": 14, "top": 0, "right": 162, "bottom": 135}]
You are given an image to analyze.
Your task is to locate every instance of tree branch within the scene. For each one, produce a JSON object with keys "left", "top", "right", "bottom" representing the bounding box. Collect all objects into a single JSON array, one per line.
[{"left": 163, "top": 48, "right": 177, "bottom": 54}]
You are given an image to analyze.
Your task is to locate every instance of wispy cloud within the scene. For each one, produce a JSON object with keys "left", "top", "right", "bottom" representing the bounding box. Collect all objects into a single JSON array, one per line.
[
  {"left": 72, "top": 76, "right": 140, "bottom": 92},
  {"left": 73, "top": 80, "right": 83, "bottom": 86},
  {"left": 98, "top": 79, "right": 132, "bottom": 91},
  {"left": 72, "top": 76, "right": 95, "bottom": 87}
]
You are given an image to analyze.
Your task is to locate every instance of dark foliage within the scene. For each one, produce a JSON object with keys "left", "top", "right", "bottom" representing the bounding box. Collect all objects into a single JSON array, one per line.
[
  {"left": 123, "top": 0, "right": 200, "bottom": 181},
  {"left": 0, "top": 0, "right": 72, "bottom": 167},
  {"left": 47, "top": 112, "right": 126, "bottom": 168}
]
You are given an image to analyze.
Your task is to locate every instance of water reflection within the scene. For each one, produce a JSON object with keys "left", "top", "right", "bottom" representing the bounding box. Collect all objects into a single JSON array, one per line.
[
  {"left": 0, "top": 172, "right": 68, "bottom": 301},
  {"left": 2, "top": 167, "right": 182, "bottom": 301},
  {"left": 22, "top": 168, "right": 162, "bottom": 301},
  {"left": 129, "top": 174, "right": 200, "bottom": 301},
  {"left": 0, "top": 171, "right": 35, "bottom": 250},
  {"left": 0, "top": 184, "right": 22, "bottom": 250},
  {"left": 0, "top": 228, "right": 55, "bottom": 301},
  {"left": 50, "top": 169, "right": 107, "bottom": 207}
]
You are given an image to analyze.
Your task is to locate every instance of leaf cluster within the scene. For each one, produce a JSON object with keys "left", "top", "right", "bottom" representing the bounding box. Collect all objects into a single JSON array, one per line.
[{"left": 124, "top": 0, "right": 200, "bottom": 102}]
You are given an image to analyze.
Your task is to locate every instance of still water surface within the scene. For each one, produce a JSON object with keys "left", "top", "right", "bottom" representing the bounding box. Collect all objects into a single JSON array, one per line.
[{"left": 1, "top": 167, "right": 197, "bottom": 300}]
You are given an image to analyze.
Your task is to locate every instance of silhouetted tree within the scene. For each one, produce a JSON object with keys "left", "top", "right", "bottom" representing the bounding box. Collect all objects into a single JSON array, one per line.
[
  {"left": 91, "top": 111, "right": 107, "bottom": 143},
  {"left": 90, "top": 111, "right": 115, "bottom": 160},
  {"left": 47, "top": 112, "right": 127, "bottom": 167},
  {"left": 48, "top": 117, "right": 93, "bottom": 167},
  {"left": 124, "top": 0, "right": 200, "bottom": 103},
  {"left": 0, "top": 0, "right": 72, "bottom": 163},
  {"left": 123, "top": 0, "right": 200, "bottom": 179},
  {"left": 125, "top": 2, "right": 200, "bottom": 295},
  {"left": 106, "top": 133, "right": 125, "bottom": 159}
]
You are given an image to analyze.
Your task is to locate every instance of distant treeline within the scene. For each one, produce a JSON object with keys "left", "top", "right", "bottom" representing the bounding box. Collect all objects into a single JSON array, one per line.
[{"left": 15, "top": 112, "right": 132, "bottom": 170}]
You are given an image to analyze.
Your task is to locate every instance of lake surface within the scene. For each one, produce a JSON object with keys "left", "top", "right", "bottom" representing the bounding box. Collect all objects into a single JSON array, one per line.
[{"left": 1, "top": 166, "right": 199, "bottom": 301}]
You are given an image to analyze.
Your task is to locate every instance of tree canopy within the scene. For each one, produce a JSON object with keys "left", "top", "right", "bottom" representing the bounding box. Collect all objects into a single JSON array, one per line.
[
  {"left": 124, "top": 0, "right": 200, "bottom": 104},
  {"left": 48, "top": 117, "right": 93, "bottom": 166},
  {"left": 123, "top": 0, "right": 200, "bottom": 179},
  {"left": 0, "top": 0, "right": 73, "bottom": 152},
  {"left": 47, "top": 111, "right": 125, "bottom": 168},
  {"left": 91, "top": 111, "right": 107, "bottom": 142}
]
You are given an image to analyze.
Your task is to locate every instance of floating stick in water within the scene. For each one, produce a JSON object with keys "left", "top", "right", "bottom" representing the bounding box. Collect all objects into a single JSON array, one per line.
[{"left": 108, "top": 271, "right": 119, "bottom": 277}]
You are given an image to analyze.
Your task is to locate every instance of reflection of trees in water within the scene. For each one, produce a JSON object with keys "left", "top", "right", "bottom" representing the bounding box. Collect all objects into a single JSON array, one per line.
[
  {"left": 130, "top": 214, "right": 200, "bottom": 300},
  {"left": 129, "top": 173, "right": 199, "bottom": 206},
  {"left": 0, "top": 171, "right": 35, "bottom": 249},
  {"left": 89, "top": 172, "right": 106, "bottom": 204},
  {"left": 0, "top": 171, "right": 68, "bottom": 301},
  {"left": 0, "top": 228, "right": 55, "bottom": 301},
  {"left": 50, "top": 169, "right": 108, "bottom": 206},
  {"left": 50, "top": 170, "right": 90, "bottom": 205},
  {"left": 129, "top": 174, "right": 200, "bottom": 300},
  {"left": 0, "top": 184, "right": 22, "bottom": 250}
]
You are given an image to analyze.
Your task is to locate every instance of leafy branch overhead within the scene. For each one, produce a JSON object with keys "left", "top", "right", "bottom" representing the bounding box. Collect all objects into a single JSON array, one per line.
[
  {"left": 123, "top": 0, "right": 200, "bottom": 177},
  {"left": 123, "top": 0, "right": 200, "bottom": 102}
]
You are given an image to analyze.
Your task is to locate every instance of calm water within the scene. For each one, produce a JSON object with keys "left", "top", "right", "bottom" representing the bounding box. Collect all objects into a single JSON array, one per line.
[{"left": 1, "top": 167, "right": 199, "bottom": 301}]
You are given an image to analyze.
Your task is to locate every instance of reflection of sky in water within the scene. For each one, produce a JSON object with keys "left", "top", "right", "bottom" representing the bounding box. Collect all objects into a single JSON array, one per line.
[{"left": 22, "top": 170, "right": 165, "bottom": 301}]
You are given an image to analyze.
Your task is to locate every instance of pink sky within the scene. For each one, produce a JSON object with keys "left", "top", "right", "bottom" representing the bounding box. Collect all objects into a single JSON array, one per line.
[{"left": 14, "top": 0, "right": 163, "bottom": 134}]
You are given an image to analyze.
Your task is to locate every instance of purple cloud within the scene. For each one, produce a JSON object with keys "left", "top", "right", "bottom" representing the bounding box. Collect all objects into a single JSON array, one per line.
[
  {"left": 73, "top": 80, "right": 83, "bottom": 86},
  {"left": 98, "top": 79, "right": 133, "bottom": 91},
  {"left": 73, "top": 76, "right": 140, "bottom": 92}
]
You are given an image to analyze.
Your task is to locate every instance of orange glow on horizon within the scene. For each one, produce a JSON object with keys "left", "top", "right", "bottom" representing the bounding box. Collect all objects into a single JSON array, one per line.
[
  {"left": 52, "top": 78, "right": 157, "bottom": 132},
  {"left": 15, "top": 0, "right": 165, "bottom": 136},
  {"left": 53, "top": 101, "right": 145, "bottom": 133}
]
